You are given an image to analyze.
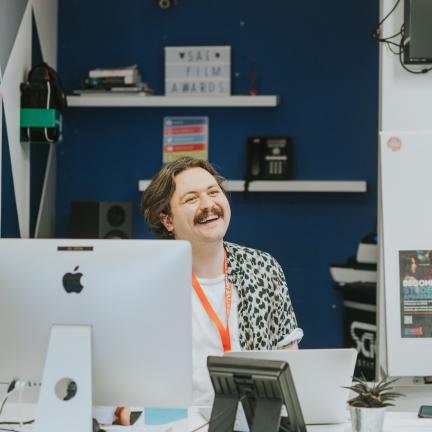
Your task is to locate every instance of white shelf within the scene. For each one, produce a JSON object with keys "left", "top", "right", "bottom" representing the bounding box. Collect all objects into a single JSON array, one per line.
[
  {"left": 66, "top": 95, "right": 279, "bottom": 107},
  {"left": 138, "top": 180, "right": 367, "bottom": 193}
]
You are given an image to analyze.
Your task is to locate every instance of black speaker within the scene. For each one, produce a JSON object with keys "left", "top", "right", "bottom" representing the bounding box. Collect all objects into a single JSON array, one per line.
[{"left": 70, "top": 202, "right": 132, "bottom": 239}]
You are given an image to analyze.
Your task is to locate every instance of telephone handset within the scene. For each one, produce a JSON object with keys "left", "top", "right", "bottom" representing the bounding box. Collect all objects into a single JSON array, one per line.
[{"left": 250, "top": 146, "right": 261, "bottom": 177}]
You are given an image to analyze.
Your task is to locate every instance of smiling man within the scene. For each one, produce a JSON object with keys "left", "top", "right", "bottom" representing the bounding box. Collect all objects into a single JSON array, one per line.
[{"left": 141, "top": 157, "right": 303, "bottom": 405}]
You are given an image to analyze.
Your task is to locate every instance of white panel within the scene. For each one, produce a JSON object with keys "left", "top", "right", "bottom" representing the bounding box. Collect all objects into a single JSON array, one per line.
[
  {"left": 381, "top": 0, "right": 432, "bottom": 132},
  {"left": 239, "top": 180, "right": 366, "bottom": 192},
  {"left": 32, "top": 0, "right": 58, "bottom": 68},
  {"left": 2, "top": 2, "right": 32, "bottom": 238},
  {"left": 0, "top": 0, "right": 29, "bottom": 78},
  {"left": 380, "top": 131, "right": 432, "bottom": 376},
  {"left": 0, "top": 90, "right": 3, "bottom": 235},
  {"left": 67, "top": 95, "right": 280, "bottom": 107},
  {"left": 35, "top": 145, "right": 55, "bottom": 238},
  {"left": 138, "top": 179, "right": 366, "bottom": 193},
  {"left": 376, "top": 147, "right": 387, "bottom": 381}
]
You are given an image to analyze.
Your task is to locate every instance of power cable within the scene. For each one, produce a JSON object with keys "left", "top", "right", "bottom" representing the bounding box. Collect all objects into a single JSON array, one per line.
[{"left": 371, "top": 0, "right": 402, "bottom": 42}]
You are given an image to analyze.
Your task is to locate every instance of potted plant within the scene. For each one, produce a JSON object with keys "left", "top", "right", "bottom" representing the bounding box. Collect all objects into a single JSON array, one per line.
[{"left": 345, "top": 375, "right": 405, "bottom": 432}]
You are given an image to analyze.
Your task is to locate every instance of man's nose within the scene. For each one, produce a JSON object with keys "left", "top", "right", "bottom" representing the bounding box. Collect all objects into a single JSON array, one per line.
[{"left": 200, "top": 193, "right": 214, "bottom": 210}]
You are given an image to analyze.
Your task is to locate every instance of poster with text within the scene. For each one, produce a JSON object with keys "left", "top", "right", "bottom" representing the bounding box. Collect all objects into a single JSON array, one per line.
[
  {"left": 400, "top": 250, "right": 432, "bottom": 338},
  {"left": 163, "top": 117, "right": 208, "bottom": 164}
]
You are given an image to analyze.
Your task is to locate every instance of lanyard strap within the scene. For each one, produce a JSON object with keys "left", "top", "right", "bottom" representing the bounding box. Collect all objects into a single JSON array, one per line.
[{"left": 192, "top": 249, "right": 232, "bottom": 352}]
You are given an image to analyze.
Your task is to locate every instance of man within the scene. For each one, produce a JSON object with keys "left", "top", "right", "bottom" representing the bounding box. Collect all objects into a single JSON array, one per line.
[{"left": 141, "top": 157, "right": 303, "bottom": 405}]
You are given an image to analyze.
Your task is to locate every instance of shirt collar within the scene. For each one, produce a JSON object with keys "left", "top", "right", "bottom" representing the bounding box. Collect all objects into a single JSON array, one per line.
[{"left": 223, "top": 241, "right": 243, "bottom": 285}]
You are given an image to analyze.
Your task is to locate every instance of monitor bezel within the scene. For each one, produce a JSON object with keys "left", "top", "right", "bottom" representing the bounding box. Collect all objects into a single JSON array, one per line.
[{"left": 404, "top": 0, "right": 432, "bottom": 65}]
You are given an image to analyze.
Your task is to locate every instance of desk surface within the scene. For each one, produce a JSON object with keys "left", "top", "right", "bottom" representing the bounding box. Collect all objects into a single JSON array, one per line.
[
  {"left": 189, "top": 409, "right": 428, "bottom": 432},
  {"left": 0, "top": 404, "right": 429, "bottom": 432}
]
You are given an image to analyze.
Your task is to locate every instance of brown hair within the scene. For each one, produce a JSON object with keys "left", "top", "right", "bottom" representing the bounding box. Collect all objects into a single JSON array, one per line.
[{"left": 141, "top": 157, "right": 228, "bottom": 239}]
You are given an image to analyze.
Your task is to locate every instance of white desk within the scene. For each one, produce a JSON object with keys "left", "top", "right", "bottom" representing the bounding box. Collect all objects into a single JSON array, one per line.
[
  {"left": 0, "top": 404, "right": 429, "bottom": 432},
  {"left": 187, "top": 409, "right": 430, "bottom": 432}
]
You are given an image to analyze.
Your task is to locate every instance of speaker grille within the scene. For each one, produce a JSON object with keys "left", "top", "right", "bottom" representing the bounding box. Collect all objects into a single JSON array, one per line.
[
  {"left": 70, "top": 202, "right": 132, "bottom": 239},
  {"left": 107, "top": 205, "right": 126, "bottom": 227}
]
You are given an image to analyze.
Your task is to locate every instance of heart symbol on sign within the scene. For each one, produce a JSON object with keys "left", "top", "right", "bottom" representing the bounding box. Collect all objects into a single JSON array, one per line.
[
  {"left": 179, "top": 52, "right": 185, "bottom": 59},
  {"left": 215, "top": 52, "right": 220, "bottom": 58}
]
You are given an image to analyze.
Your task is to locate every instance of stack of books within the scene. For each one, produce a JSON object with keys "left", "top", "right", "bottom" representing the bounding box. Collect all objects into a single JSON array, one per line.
[{"left": 75, "top": 65, "right": 154, "bottom": 96}]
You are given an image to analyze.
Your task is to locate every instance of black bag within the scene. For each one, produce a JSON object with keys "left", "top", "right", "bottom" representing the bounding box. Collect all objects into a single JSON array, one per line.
[{"left": 20, "top": 62, "right": 67, "bottom": 143}]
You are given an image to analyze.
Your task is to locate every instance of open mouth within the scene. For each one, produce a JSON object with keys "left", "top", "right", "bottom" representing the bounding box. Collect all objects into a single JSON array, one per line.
[
  {"left": 194, "top": 208, "right": 224, "bottom": 225},
  {"left": 197, "top": 215, "right": 219, "bottom": 225}
]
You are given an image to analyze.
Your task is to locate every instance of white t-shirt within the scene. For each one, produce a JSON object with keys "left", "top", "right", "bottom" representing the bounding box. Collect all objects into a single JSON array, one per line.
[
  {"left": 191, "top": 275, "right": 304, "bottom": 406},
  {"left": 192, "top": 274, "right": 241, "bottom": 406}
]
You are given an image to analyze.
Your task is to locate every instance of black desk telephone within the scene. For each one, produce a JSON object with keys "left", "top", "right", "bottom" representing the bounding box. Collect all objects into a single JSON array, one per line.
[
  {"left": 244, "top": 137, "right": 292, "bottom": 197},
  {"left": 245, "top": 137, "right": 292, "bottom": 180}
]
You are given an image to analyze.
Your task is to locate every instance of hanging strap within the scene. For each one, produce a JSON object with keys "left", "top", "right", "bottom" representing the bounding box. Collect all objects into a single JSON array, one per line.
[{"left": 192, "top": 249, "right": 232, "bottom": 352}]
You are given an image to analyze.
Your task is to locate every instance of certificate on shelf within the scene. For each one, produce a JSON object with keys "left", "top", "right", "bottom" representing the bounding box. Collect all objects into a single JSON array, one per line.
[{"left": 163, "top": 117, "right": 208, "bottom": 164}]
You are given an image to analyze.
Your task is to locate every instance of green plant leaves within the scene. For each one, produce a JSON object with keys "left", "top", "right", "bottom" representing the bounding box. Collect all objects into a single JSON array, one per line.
[{"left": 344, "top": 375, "right": 405, "bottom": 408}]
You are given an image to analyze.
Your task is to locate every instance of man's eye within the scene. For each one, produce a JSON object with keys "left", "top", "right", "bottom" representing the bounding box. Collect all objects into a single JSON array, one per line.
[
  {"left": 209, "top": 190, "right": 219, "bottom": 195},
  {"left": 186, "top": 197, "right": 196, "bottom": 203}
]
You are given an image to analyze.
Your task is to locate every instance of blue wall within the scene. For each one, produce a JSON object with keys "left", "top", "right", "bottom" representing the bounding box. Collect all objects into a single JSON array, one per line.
[{"left": 57, "top": 0, "right": 379, "bottom": 349}]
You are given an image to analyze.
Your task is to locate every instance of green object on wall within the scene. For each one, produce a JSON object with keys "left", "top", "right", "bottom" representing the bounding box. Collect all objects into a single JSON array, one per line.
[
  {"left": 20, "top": 108, "right": 61, "bottom": 127},
  {"left": 20, "top": 109, "right": 62, "bottom": 143}
]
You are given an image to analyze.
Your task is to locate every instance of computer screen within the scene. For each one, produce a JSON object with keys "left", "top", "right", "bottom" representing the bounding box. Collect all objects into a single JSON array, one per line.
[
  {"left": 404, "top": 0, "right": 432, "bottom": 64},
  {"left": 0, "top": 239, "right": 192, "bottom": 411}
]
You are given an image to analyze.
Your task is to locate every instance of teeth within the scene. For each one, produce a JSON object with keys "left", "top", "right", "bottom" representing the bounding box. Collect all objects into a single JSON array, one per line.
[{"left": 201, "top": 215, "right": 219, "bottom": 223}]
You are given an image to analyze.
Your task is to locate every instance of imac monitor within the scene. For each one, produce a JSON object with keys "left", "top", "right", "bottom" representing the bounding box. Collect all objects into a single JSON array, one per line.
[
  {"left": 404, "top": 0, "right": 432, "bottom": 64},
  {"left": 0, "top": 239, "right": 192, "bottom": 411}
]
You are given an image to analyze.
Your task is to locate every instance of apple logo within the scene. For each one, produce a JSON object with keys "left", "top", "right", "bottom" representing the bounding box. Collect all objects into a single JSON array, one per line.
[{"left": 62, "top": 266, "right": 84, "bottom": 294}]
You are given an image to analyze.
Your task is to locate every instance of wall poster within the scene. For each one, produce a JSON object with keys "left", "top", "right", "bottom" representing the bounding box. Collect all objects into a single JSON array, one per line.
[
  {"left": 400, "top": 250, "right": 432, "bottom": 338},
  {"left": 163, "top": 117, "right": 208, "bottom": 164}
]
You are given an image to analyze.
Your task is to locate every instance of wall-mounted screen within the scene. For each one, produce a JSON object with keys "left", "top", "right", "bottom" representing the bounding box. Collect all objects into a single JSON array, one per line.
[{"left": 404, "top": 0, "right": 432, "bottom": 64}]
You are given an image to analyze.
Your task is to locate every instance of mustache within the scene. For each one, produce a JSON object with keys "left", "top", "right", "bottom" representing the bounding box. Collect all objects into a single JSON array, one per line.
[{"left": 194, "top": 207, "right": 224, "bottom": 225}]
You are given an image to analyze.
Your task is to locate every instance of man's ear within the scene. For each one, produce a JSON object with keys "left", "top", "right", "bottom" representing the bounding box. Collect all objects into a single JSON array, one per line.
[{"left": 160, "top": 213, "right": 174, "bottom": 232}]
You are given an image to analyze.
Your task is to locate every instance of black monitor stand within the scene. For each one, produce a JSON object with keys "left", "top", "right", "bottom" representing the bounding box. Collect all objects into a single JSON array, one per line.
[{"left": 207, "top": 356, "right": 306, "bottom": 432}]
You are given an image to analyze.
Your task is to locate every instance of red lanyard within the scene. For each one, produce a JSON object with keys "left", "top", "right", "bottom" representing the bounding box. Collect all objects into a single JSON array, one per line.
[{"left": 192, "top": 248, "right": 232, "bottom": 352}]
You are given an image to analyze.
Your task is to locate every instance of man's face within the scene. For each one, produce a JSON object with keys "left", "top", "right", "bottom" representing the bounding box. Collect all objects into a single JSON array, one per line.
[{"left": 160, "top": 167, "right": 231, "bottom": 246}]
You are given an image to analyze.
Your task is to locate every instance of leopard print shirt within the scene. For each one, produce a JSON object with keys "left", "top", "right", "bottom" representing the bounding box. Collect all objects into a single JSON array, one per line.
[{"left": 224, "top": 241, "right": 299, "bottom": 350}]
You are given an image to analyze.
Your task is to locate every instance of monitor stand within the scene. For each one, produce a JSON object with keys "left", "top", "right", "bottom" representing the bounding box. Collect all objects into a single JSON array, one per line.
[
  {"left": 34, "top": 325, "right": 93, "bottom": 432},
  {"left": 209, "top": 393, "right": 283, "bottom": 432}
]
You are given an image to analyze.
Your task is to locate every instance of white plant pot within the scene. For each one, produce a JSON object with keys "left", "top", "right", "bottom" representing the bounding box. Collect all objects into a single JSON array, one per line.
[{"left": 349, "top": 405, "right": 386, "bottom": 432}]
